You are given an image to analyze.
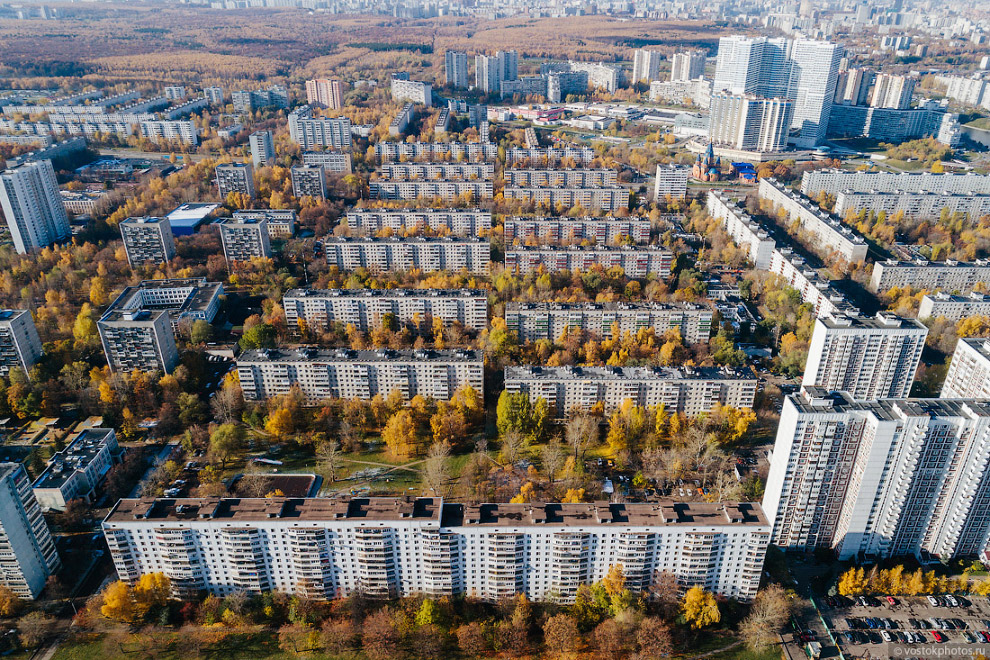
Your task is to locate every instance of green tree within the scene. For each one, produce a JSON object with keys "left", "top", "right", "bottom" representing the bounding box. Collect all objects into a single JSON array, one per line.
[
  {"left": 209, "top": 423, "right": 245, "bottom": 468},
  {"left": 239, "top": 323, "right": 277, "bottom": 350}
]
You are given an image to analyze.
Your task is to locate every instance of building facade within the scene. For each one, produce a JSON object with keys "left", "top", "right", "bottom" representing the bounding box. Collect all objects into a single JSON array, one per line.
[
  {"left": 249, "top": 130, "right": 276, "bottom": 169},
  {"left": 869, "top": 259, "right": 990, "bottom": 294},
  {"left": 291, "top": 165, "right": 327, "bottom": 200},
  {"left": 801, "top": 169, "right": 990, "bottom": 197},
  {"left": 0, "top": 309, "right": 42, "bottom": 379},
  {"left": 288, "top": 107, "right": 353, "bottom": 150},
  {"left": 708, "top": 93, "right": 793, "bottom": 153},
  {"left": 233, "top": 210, "right": 295, "bottom": 239},
  {"left": 632, "top": 49, "right": 664, "bottom": 83},
  {"left": 283, "top": 288, "right": 488, "bottom": 333},
  {"left": 504, "top": 246, "right": 672, "bottom": 278},
  {"left": 654, "top": 165, "right": 689, "bottom": 200},
  {"left": 445, "top": 51, "right": 469, "bottom": 89},
  {"left": 503, "top": 216, "right": 651, "bottom": 246},
  {"left": 325, "top": 237, "right": 490, "bottom": 275},
  {"left": 103, "top": 496, "right": 769, "bottom": 602},
  {"left": 390, "top": 79, "right": 432, "bottom": 107},
  {"left": 502, "top": 169, "right": 617, "bottom": 188},
  {"left": 98, "top": 308, "right": 179, "bottom": 374},
  {"left": 345, "top": 209, "right": 491, "bottom": 236},
  {"left": 218, "top": 216, "right": 272, "bottom": 263},
  {"left": 833, "top": 190, "right": 990, "bottom": 220},
  {"left": 301, "top": 151, "right": 352, "bottom": 174},
  {"left": 504, "top": 365, "right": 756, "bottom": 418},
  {"left": 0, "top": 159, "right": 70, "bottom": 254},
  {"left": 369, "top": 180, "right": 494, "bottom": 202},
  {"left": 919, "top": 293, "right": 990, "bottom": 322},
  {"left": 802, "top": 312, "right": 927, "bottom": 400},
  {"left": 237, "top": 348, "right": 483, "bottom": 403},
  {"left": 502, "top": 187, "right": 630, "bottom": 213},
  {"left": 0, "top": 463, "right": 60, "bottom": 599},
  {"left": 374, "top": 142, "right": 496, "bottom": 162},
  {"left": 305, "top": 79, "right": 344, "bottom": 110},
  {"left": 505, "top": 301, "right": 713, "bottom": 344},
  {"left": 671, "top": 51, "right": 707, "bottom": 82},
  {"left": 120, "top": 216, "right": 176, "bottom": 267},
  {"left": 32, "top": 428, "right": 120, "bottom": 511},
  {"left": 215, "top": 163, "right": 255, "bottom": 199}
]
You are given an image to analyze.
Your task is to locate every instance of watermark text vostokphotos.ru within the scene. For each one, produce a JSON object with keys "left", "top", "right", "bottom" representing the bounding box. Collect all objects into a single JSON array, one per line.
[{"left": 889, "top": 644, "right": 990, "bottom": 657}]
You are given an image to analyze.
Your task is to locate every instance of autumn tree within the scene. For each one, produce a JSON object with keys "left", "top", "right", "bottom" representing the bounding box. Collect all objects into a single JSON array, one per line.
[
  {"left": 316, "top": 438, "right": 342, "bottom": 483},
  {"left": 541, "top": 436, "right": 566, "bottom": 484},
  {"left": 636, "top": 617, "right": 674, "bottom": 660},
  {"left": 565, "top": 414, "right": 599, "bottom": 459},
  {"left": 681, "top": 586, "right": 721, "bottom": 629},
  {"left": 17, "top": 611, "right": 54, "bottom": 649},
  {"left": 740, "top": 584, "right": 791, "bottom": 651},
  {"left": 543, "top": 613, "right": 580, "bottom": 658},
  {"left": 0, "top": 585, "right": 23, "bottom": 617},
  {"left": 362, "top": 608, "right": 400, "bottom": 660},
  {"left": 382, "top": 409, "right": 420, "bottom": 460}
]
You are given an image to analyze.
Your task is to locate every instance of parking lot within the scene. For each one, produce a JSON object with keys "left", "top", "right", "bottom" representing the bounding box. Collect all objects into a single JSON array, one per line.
[{"left": 820, "top": 594, "right": 990, "bottom": 658}]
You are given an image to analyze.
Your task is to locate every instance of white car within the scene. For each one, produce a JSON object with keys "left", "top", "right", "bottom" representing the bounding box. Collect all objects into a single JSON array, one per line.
[
  {"left": 881, "top": 631, "right": 893, "bottom": 642},
  {"left": 927, "top": 596, "right": 940, "bottom": 606}
]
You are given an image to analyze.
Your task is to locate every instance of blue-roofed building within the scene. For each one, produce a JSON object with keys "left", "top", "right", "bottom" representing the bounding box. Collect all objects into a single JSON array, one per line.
[
  {"left": 165, "top": 202, "right": 220, "bottom": 236},
  {"left": 732, "top": 162, "right": 757, "bottom": 182}
]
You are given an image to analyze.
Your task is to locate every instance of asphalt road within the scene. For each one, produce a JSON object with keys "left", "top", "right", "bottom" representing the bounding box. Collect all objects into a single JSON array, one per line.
[{"left": 97, "top": 148, "right": 215, "bottom": 163}]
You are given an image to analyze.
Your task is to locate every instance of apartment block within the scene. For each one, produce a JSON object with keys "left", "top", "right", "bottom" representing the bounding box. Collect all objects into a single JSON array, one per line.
[
  {"left": 301, "top": 151, "right": 352, "bottom": 174},
  {"left": 291, "top": 165, "right": 327, "bottom": 200},
  {"left": 233, "top": 209, "right": 295, "bottom": 239},
  {"left": 97, "top": 308, "right": 179, "bottom": 374},
  {"left": 709, "top": 93, "right": 793, "bottom": 153},
  {"left": 505, "top": 147, "right": 595, "bottom": 166},
  {"left": 218, "top": 216, "right": 272, "bottom": 263},
  {"left": 237, "top": 348, "right": 483, "bottom": 403},
  {"left": 283, "top": 288, "right": 488, "bottom": 333},
  {"left": 231, "top": 86, "right": 288, "bottom": 112},
  {"left": 654, "top": 165, "right": 689, "bottom": 200},
  {"left": 505, "top": 365, "right": 756, "bottom": 418},
  {"left": 119, "top": 216, "right": 176, "bottom": 266},
  {"left": 919, "top": 292, "right": 990, "bottom": 322},
  {"left": 369, "top": 180, "right": 493, "bottom": 202},
  {"left": 215, "top": 163, "right": 255, "bottom": 199},
  {"left": 288, "top": 107, "right": 352, "bottom": 150},
  {"left": 374, "top": 141, "right": 497, "bottom": 163},
  {"left": 32, "top": 428, "right": 120, "bottom": 511},
  {"left": 305, "top": 79, "right": 344, "bottom": 110},
  {"left": 389, "top": 103, "right": 416, "bottom": 137},
  {"left": 502, "top": 187, "right": 630, "bottom": 213},
  {"left": 505, "top": 245, "right": 672, "bottom": 278},
  {"left": 0, "top": 309, "right": 42, "bottom": 378},
  {"left": 564, "top": 61, "right": 621, "bottom": 93},
  {"left": 203, "top": 86, "right": 224, "bottom": 105},
  {"left": 632, "top": 49, "right": 664, "bottom": 83},
  {"left": 834, "top": 190, "right": 990, "bottom": 221},
  {"left": 345, "top": 209, "right": 491, "bottom": 236},
  {"left": 802, "top": 312, "right": 927, "bottom": 400},
  {"left": 871, "top": 73, "right": 915, "bottom": 110},
  {"left": 445, "top": 51, "right": 469, "bottom": 89},
  {"left": 758, "top": 178, "right": 868, "bottom": 263},
  {"left": 139, "top": 121, "right": 199, "bottom": 145},
  {"left": 0, "top": 159, "right": 70, "bottom": 254},
  {"left": 763, "top": 391, "right": 990, "bottom": 560},
  {"left": 800, "top": 168, "right": 990, "bottom": 197},
  {"left": 869, "top": 259, "right": 990, "bottom": 294},
  {"left": 706, "top": 191, "right": 776, "bottom": 270},
  {"left": 503, "top": 216, "right": 651, "bottom": 245},
  {"left": 0, "top": 463, "right": 60, "bottom": 599},
  {"left": 325, "top": 237, "right": 490, "bottom": 275},
  {"left": 103, "top": 496, "right": 769, "bottom": 602},
  {"left": 671, "top": 51, "right": 707, "bottom": 82},
  {"left": 102, "top": 278, "right": 223, "bottom": 334},
  {"left": 649, "top": 79, "right": 713, "bottom": 107},
  {"left": 502, "top": 169, "right": 617, "bottom": 188},
  {"left": 505, "top": 301, "right": 713, "bottom": 344},
  {"left": 390, "top": 78, "right": 432, "bottom": 107},
  {"left": 379, "top": 163, "right": 494, "bottom": 181},
  {"left": 942, "top": 338, "right": 990, "bottom": 400},
  {"left": 249, "top": 130, "right": 276, "bottom": 169}
]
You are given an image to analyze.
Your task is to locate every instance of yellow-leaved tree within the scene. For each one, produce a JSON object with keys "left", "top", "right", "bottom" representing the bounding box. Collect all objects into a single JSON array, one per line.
[{"left": 681, "top": 586, "right": 721, "bottom": 629}]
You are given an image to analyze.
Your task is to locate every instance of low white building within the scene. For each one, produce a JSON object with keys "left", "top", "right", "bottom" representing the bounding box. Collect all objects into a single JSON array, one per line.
[
  {"left": 103, "top": 496, "right": 769, "bottom": 602},
  {"left": 919, "top": 292, "right": 990, "bottom": 322},
  {"left": 32, "top": 428, "right": 120, "bottom": 511}
]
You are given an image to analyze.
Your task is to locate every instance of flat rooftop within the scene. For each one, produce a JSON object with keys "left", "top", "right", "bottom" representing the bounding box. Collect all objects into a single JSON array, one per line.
[
  {"left": 325, "top": 236, "right": 487, "bottom": 244},
  {"left": 506, "top": 301, "right": 709, "bottom": 312},
  {"left": 105, "top": 497, "right": 767, "bottom": 528},
  {"left": 284, "top": 288, "right": 487, "bottom": 299},
  {"left": 793, "top": 389, "right": 990, "bottom": 420},
  {"left": 102, "top": 278, "right": 223, "bottom": 323},
  {"left": 0, "top": 309, "right": 27, "bottom": 322},
  {"left": 347, "top": 208, "right": 489, "bottom": 216},
  {"left": 505, "top": 365, "right": 754, "bottom": 381},
  {"left": 819, "top": 311, "right": 926, "bottom": 331},
  {"left": 33, "top": 428, "right": 115, "bottom": 491},
  {"left": 238, "top": 347, "right": 481, "bottom": 363}
]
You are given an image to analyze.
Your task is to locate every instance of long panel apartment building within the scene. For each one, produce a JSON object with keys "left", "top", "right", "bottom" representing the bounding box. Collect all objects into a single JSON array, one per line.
[
  {"left": 0, "top": 309, "right": 43, "bottom": 379},
  {"left": 345, "top": 209, "right": 491, "bottom": 236},
  {"left": 919, "top": 292, "right": 990, "bottom": 322},
  {"left": 0, "top": 463, "right": 61, "bottom": 599},
  {"left": 504, "top": 246, "right": 672, "bottom": 278},
  {"left": 802, "top": 312, "right": 927, "bottom": 400},
  {"left": 374, "top": 142, "right": 497, "bottom": 163},
  {"left": 502, "top": 169, "right": 618, "bottom": 188},
  {"left": 505, "top": 302, "right": 713, "bottom": 344},
  {"left": 503, "top": 187, "right": 630, "bottom": 213},
  {"left": 503, "top": 216, "right": 651, "bottom": 246},
  {"left": 707, "top": 190, "right": 776, "bottom": 269},
  {"left": 236, "top": 348, "right": 482, "bottom": 403},
  {"left": 369, "top": 180, "right": 494, "bottom": 202},
  {"left": 379, "top": 163, "right": 494, "bottom": 181},
  {"left": 301, "top": 151, "right": 352, "bottom": 174},
  {"left": 505, "top": 365, "right": 756, "bottom": 418},
  {"left": 758, "top": 178, "right": 868, "bottom": 263},
  {"left": 869, "top": 259, "right": 990, "bottom": 293},
  {"left": 287, "top": 107, "right": 352, "bottom": 149},
  {"left": 763, "top": 390, "right": 990, "bottom": 561},
  {"left": 32, "top": 428, "right": 120, "bottom": 511},
  {"left": 801, "top": 168, "right": 990, "bottom": 197},
  {"left": 233, "top": 210, "right": 295, "bottom": 239},
  {"left": 103, "top": 496, "right": 769, "bottom": 602},
  {"left": 505, "top": 147, "right": 595, "bottom": 166},
  {"left": 325, "top": 237, "right": 490, "bottom": 275},
  {"left": 283, "top": 288, "right": 488, "bottom": 333},
  {"left": 834, "top": 190, "right": 990, "bottom": 221}
]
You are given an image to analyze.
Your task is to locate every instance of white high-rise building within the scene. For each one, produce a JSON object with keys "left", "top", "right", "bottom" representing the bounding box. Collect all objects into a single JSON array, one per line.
[
  {"left": 248, "top": 130, "right": 275, "bottom": 169},
  {"left": 713, "top": 36, "right": 842, "bottom": 147},
  {"left": 445, "top": 51, "right": 469, "bottom": 89},
  {"left": 218, "top": 216, "right": 272, "bottom": 264},
  {"left": 304, "top": 79, "right": 344, "bottom": 110},
  {"left": 942, "top": 338, "right": 990, "bottom": 400},
  {"left": 119, "top": 216, "right": 176, "bottom": 267},
  {"left": 802, "top": 312, "right": 927, "bottom": 400},
  {"left": 0, "top": 159, "right": 70, "bottom": 254},
  {"left": 104, "top": 496, "right": 770, "bottom": 602},
  {"left": 764, "top": 391, "right": 990, "bottom": 561},
  {"left": 871, "top": 73, "right": 916, "bottom": 110},
  {"left": 0, "top": 309, "right": 42, "bottom": 379},
  {"left": 0, "top": 463, "right": 60, "bottom": 599},
  {"left": 632, "top": 49, "right": 664, "bottom": 83},
  {"left": 708, "top": 93, "right": 793, "bottom": 152},
  {"left": 671, "top": 51, "right": 706, "bottom": 82},
  {"left": 475, "top": 54, "right": 503, "bottom": 94},
  {"left": 654, "top": 165, "right": 689, "bottom": 199}
]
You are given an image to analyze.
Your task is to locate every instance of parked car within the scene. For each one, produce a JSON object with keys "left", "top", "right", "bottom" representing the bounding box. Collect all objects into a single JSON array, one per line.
[
  {"left": 927, "top": 596, "right": 940, "bottom": 606},
  {"left": 886, "top": 596, "right": 897, "bottom": 606},
  {"left": 881, "top": 631, "right": 893, "bottom": 642},
  {"left": 931, "top": 631, "right": 945, "bottom": 643}
]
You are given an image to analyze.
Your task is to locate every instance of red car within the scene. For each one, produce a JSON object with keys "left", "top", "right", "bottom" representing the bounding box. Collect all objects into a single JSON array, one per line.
[
  {"left": 931, "top": 631, "right": 946, "bottom": 643},
  {"left": 886, "top": 596, "right": 897, "bottom": 606}
]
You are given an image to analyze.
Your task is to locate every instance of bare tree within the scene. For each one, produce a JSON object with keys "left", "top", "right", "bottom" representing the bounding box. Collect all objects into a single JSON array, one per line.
[
  {"left": 422, "top": 440, "right": 452, "bottom": 497},
  {"left": 210, "top": 381, "right": 243, "bottom": 424},
  {"left": 541, "top": 436, "right": 566, "bottom": 485},
  {"left": 338, "top": 420, "right": 361, "bottom": 452},
  {"left": 740, "top": 584, "right": 791, "bottom": 651},
  {"left": 501, "top": 430, "right": 524, "bottom": 466},
  {"left": 565, "top": 414, "right": 599, "bottom": 459},
  {"left": 648, "top": 570, "right": 681, "bottom": 620},
  {"left": 316, "top": 438, "right": 343, "bottom": 483}
]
